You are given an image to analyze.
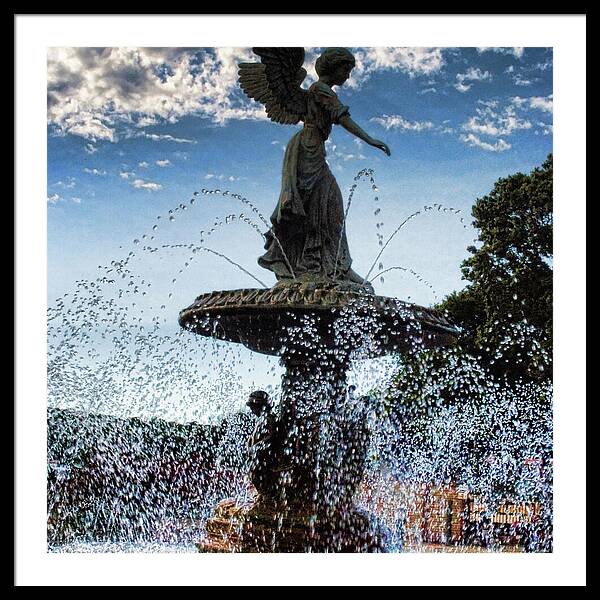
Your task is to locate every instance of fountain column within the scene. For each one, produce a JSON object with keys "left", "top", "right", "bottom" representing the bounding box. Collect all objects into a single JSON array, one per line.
[
  {"left": 240, "top": 332, "right": 385, "bottom": 552},
  {"left": 179, "top": 284, "right": 459, "bottom": 552}
]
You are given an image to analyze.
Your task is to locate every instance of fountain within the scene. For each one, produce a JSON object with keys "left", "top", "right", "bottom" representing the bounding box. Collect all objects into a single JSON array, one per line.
[
  {"left": 46, "top": 48, "right": 553, "bottom": 556},
  {"left": 178, "top": 47, "right": 460, "bottom": 552},
  {"left": 179, "top": 282, "right": 458, "bottom": 552}
]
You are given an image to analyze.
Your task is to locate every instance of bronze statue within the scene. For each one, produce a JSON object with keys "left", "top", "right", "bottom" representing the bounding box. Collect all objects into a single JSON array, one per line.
[
  {"left": 185, "top": 48, "right": 461, "bottom": 552},
  {"left": 246, "top": 390, "right": 280, "bottom": 499},
  {"left": 238, "top": 48, "right": 390, "bottom": 289}
]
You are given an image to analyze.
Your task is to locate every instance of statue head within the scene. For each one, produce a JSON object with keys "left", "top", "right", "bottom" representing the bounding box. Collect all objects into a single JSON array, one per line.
[
  {"left": 246, "top": 390, "right": 271, "bottom": 417},
  {"left": 315, "top": 48, "right": 355, "bottom": 86}
]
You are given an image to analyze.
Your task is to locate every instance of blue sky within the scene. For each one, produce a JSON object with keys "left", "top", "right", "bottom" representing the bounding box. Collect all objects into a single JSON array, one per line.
[
  {"left": 48, "top": 46, "right": 552, "bottom": 310},
  {"left": 47, "top": 47, "right": 552, "bottom": 410}
]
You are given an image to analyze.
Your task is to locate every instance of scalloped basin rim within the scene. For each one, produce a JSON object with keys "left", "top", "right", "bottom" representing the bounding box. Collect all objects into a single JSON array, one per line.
[{"left": 179, "top": 287, "right": 460, "bottom": 357}]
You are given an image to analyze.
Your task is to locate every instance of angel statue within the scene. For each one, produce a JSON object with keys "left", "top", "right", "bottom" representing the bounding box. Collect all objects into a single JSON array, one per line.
[{"left": 238, "top": 48, "right": 390, "bottom": 291}]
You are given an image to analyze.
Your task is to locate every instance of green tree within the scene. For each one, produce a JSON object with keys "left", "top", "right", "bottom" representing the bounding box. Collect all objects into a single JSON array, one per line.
[
  {"left": 439, "top": 154, "right": 553, "bottom": 382},
  {"left": 382, "top": 157, "right": 554, "bottom": 503}
]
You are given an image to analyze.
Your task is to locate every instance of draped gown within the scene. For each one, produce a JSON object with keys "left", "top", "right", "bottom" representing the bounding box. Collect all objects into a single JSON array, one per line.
[{"left": 258, "top": 81, "right": 365, "bottom": 286}]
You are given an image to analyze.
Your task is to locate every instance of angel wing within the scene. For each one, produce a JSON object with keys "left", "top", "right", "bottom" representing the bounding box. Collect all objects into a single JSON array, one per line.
[{"left": 238, "top": 47, "right": 308, "bottom": 125}]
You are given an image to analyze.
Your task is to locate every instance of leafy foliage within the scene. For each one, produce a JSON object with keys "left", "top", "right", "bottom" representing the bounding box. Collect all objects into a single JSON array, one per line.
[
  {"left": 383, "top": 157, "right": 554, "bottom": 500},
  {"left": 440, "top": 154, "right": 553, "bottom": 382}
]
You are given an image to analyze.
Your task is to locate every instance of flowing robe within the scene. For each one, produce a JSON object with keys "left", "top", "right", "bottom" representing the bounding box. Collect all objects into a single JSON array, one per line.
[{"left": 258, "top": 81, "right": 356, "bottom": 283}]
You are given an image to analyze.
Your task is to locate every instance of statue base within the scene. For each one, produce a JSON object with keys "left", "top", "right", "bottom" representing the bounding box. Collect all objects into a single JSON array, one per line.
[{"left": 197, "top": 498, "right": 387, "bottom": 553}]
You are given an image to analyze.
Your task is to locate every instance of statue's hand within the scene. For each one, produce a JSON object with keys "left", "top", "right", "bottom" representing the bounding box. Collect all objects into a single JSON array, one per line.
[{"left": 372, "top": 140, "right": 391, "bottom": 156}]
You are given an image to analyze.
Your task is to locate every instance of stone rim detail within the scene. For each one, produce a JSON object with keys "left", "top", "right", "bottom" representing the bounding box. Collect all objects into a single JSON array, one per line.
[{"left": 179, "top": 286, "right": 459, "bottom": 338}]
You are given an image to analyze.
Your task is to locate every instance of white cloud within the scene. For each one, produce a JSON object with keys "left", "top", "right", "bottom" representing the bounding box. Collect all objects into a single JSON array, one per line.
[
  {"left": 136, "top": 115, "right": 159, "bottom": 128},
  {"left": 204, "top": 173, "right": 238, "bottom": 181},
  {"left": 138, "top": 161, "right": 149, "bottom": 168},
  {"left": 84, "top": 143, "right": 98, "bottom": 154},
  {"left": 459, "top": 97, "right": 548, "bottom": 151},
  {"left": 71, "top": 197, "right": 82, "bottom": 204},
  {"left": 47, "top": 47, "right": 267, "bottom": 142},
  {"left": 465, "top": 67, "right": 492, "bottom": 81},
  {"left": 511, "top": 94, "right": 553, "bottom": 115},
  {"left": 120, "top": 171, "right": 135, "bottom": 179},
  {"left": 47, "top": 193, "right": 61, "bottom": 204},
  {"left": 477, "top": 47, "right": 525, "bottom": 59},
  {"left": 454, "top": 67, "right": 492, "bottom": 93},
  {"left": 58, "top": 111, "right": 116, "bottom": 142},
  {"left": 534, "top": 60, "right": 553, "bottom": 72},
  {"left": 513, "top": 74, "right": 533, "bottom": 86},
  {"left": 83, "top": 168, "right": 107, "bottom": 176},
  {"left": 132, "top": 178, "right": 162, "bottom": 191},
  {"left": 345, "top": 47, "right": 445, "bottom": 89},
  {"left": 528, "top": 95, "right": 554, "bottom": 113},
  {"left": 460, "top": 133, "right": 511, "bottom": 152},
  {"left": 54, "top": 177, "right": 76, "bottom": 189},
  {"left": 477, "top": 99, "right": 499, "bottom": 109},
  {"left": 137, "top": 133, "right": 197, "bottom": 144},
  {"left": 417, "top": 87, "right": 437, "bottom": 95},
  {"left": 463, "top": 101, "right": 532, "bottom": 137},
  {"left": 507, "top": 59, "right": 552, "bottom": 87},
  {"left": 47, "top": 47, "right": 450, "bottom": 141},
  {"left": 370, "top": 114, "right": 434, "bottom": 132},
  {"left": 155, "top": 159, "right": 171, "bottom": 167},
  {"left": 323, "top": 139, "right": 365, "bottom": 164},
  {"left": 454, "top": 81, "right": 472, "bottom": 94}
]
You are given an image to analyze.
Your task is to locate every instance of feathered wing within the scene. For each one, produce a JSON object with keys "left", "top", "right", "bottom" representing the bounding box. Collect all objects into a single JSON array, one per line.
[{"left": 238, "top": 47, "right": 307, "bottom": 125}]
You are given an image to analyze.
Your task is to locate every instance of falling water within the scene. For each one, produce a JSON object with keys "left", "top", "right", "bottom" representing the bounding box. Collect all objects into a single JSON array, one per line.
[{"left": 47, "top": 172, "right": 553, "bottom": 553}]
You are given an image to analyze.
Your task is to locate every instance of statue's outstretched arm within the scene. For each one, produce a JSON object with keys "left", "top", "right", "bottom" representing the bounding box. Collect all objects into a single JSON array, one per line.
[{"left": 338, "top": 114, "right": 391, "bottom": 156}]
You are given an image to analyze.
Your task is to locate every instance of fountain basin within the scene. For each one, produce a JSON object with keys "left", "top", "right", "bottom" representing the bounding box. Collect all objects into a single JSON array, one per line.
[{"left": 179, "top": 284, "right": 459, "bottom": 357}]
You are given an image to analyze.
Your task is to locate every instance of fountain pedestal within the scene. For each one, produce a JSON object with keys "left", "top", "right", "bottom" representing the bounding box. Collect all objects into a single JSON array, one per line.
[{"left": 180, "top": 282, "right": 458, "bottom": 552}]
